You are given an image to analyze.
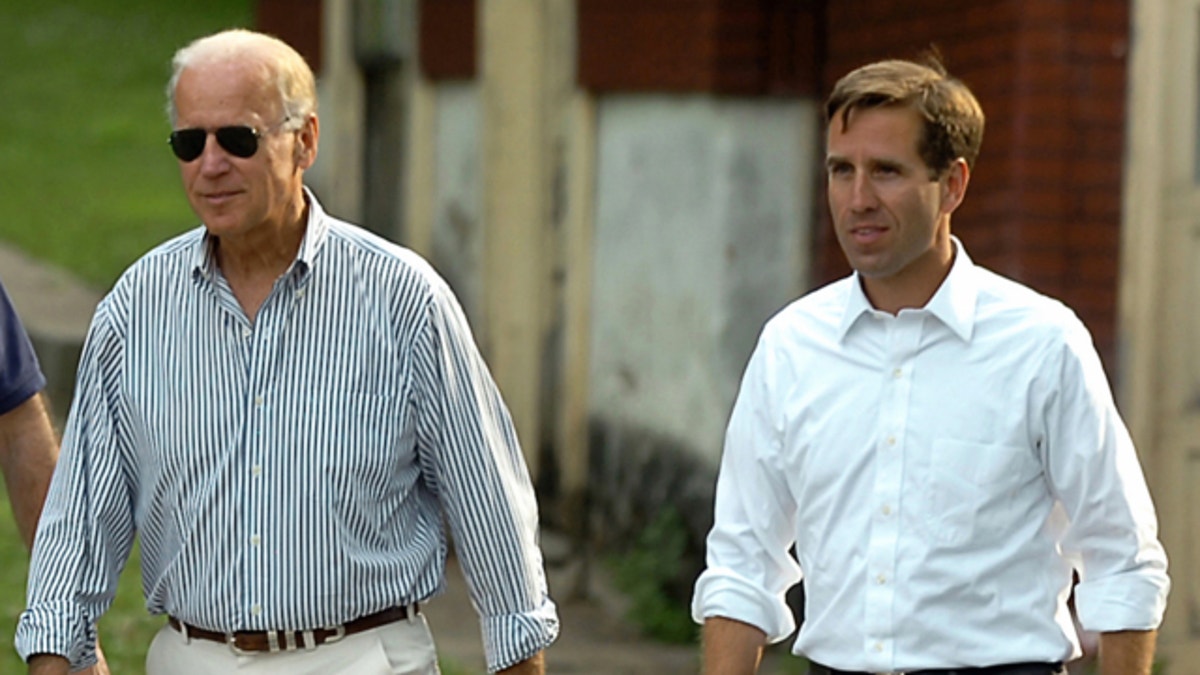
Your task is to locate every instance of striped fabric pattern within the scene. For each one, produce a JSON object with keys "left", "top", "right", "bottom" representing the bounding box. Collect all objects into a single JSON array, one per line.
[{"left": 16, "top": 193, "right": 558, "bottom": 673}]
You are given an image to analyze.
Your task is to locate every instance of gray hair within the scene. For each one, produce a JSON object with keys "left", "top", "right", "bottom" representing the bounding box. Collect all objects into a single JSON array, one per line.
[{"left": 165, "top": 29, "right": 317, "bottom": 127}]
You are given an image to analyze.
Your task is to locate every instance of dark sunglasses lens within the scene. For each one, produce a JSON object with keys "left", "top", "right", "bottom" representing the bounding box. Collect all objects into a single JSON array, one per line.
[
  {"left": 215, "top": 126, "right": 259, "bottom": 158},
  {"left": 168, "top": 129, "right": 207, "bottom": 162}
]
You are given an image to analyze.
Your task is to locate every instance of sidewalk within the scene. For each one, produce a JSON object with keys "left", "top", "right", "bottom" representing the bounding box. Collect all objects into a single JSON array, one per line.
[{"left": 426, "top": 544, "right": 700, "bottom": 674}]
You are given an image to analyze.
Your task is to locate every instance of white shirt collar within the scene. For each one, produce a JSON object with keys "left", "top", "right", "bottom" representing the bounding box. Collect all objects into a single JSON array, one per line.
[{"left": 836, "top": 235, "right": 977, "bottom": 343}]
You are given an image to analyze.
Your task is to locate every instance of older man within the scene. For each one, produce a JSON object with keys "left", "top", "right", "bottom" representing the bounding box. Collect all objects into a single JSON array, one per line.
[{"left": 18, "top": 29, "right": 557, "bottom": 675}]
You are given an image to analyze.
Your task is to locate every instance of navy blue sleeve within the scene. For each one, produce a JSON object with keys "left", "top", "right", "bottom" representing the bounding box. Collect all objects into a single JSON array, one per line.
[{"left": 0, "top": 278, "right": 46, "bottom": 415}]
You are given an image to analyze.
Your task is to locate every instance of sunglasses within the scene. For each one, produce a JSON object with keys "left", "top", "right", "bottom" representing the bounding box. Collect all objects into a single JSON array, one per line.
[{"left": 168, "top": 117, "right": 293, "bottom": 162}]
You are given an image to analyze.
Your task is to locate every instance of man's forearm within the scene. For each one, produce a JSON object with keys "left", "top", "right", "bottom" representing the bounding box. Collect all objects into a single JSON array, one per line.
[
  {"left": 1099, "top": 629, "right": 1156, "bottom": 675},
  {"left": 0, "top": 393, "right": 58, "bottom": 550},
  {"left": 702, "top": 616, "right": 767, "bottom": 675},
  {"left": 498, "top": 651, "right": 544, "bottom": 674}
]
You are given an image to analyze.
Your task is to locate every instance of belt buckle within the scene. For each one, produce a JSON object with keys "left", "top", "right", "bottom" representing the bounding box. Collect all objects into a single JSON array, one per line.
[
  {"left": 323, "top": 625, "right": 347, "bottom": 645},
  {"left": 226, "top": 633, "right": 253, "bottom": 656}
]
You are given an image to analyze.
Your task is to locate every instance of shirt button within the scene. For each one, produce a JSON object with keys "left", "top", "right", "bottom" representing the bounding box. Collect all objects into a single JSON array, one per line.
[
  {"left": 252, "top": 464, "right": 262, "bottom": 477},
  {"left": 296, "top": 288, "right": 306, "bottom": 299},
  {"left": 892, "top": 367, "right": 903, "bottom": 379},
  {"left": 251, "top": 604, "right": 262, "bottom": 616},
  {"left": 250, "top": 534, "right": 261, "bottom": 547},
  {"left": 873, "top": 642, "right": 883, "bottom": 652},
  {"left": 242, "top": 327, "right": 252, "bottom": 339},
  {"left": 886, "top": 435, "right": 896, "bottom": 446},
  {"left": 881, "top": 505, "right": 892, "bottom": 516},
  {"left": 254, "top": 395, "right": 264, "bottom": 406},
  {"left": 876, "top": 574, "right": 888, "bottom": 585}
]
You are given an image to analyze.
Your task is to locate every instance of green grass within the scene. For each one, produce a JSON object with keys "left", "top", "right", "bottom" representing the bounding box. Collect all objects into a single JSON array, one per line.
[
  {"left": 0, "top": 2, "right": 252, "bottom": 669},
  {"left": 0, "top": 483, "right": 159, "bottom": 671},
  {"left": 0, "top": 0, "right": 253, "bottom": 288},
  {"left": 607, "top": 508, "right": 698, "bottom": 645}
]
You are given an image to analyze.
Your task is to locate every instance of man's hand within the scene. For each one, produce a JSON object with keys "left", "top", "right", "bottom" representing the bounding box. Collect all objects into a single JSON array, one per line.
[
  {"left": 1099, "top": 629, "right": 1156, "bottom": 675},
  {"left": 25, "top": 641, "right": 108, "bottom": 675},
  {"left": 498, "top": 651, "right": 545, "bottom": 674},
  {"left": 702, "top": 616, "right": 767, "bottom": 675},
  {"left": 27, "top": 654, "right": 69, "bottom": 675},
  {"left": 77, "top": 640, "right": 110, "bottom": 675}
]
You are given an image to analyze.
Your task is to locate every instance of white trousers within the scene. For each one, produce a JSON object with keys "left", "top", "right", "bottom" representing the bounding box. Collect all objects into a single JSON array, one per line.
[{"left": 145, "top": 615, "right": 441, "bottom": 675}]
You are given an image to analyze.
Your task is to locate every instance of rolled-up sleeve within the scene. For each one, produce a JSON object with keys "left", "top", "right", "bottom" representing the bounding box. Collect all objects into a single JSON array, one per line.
[
  {"left": 16, "top": 302, "right": 136, "bottom": 669},
  {"left": 413, "top": 280, "right": 558, "bottom": 672},
  {"left": 1041, "top": 319, "right": 1169, "bottom": 632},
  {"left": 692, "top": 335, "right": 802, "bottom": 643}
]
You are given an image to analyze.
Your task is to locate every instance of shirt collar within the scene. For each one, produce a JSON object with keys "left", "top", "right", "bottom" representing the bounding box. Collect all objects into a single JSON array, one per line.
[
  {"left": 836, "top": 236, "right": 978, "bottom": 343},
  {"left": 191, "top": 186, "right": 329, "bottom": 286}
]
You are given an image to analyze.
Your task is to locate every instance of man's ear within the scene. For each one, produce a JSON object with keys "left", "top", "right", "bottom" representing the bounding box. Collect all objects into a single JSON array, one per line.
[
  {"left": 295, "top": 113, "right": 319, "bottom": 169},
  {"left": 940, "top": 158, "right": 970, "bottom": 216}
]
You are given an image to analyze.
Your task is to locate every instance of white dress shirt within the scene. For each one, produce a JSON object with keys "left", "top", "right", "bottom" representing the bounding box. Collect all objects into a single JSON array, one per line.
[
  {"left": 17, "top": 191, "right": 558, "bottom": 672},
  {"left": 692, "top": 240, "right": 1168, "bottom": 672}
]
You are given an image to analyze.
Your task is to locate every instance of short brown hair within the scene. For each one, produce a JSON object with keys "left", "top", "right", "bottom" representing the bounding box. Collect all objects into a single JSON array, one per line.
[{"left": 825, "top": 57, "right": 985, "bottom": 174}]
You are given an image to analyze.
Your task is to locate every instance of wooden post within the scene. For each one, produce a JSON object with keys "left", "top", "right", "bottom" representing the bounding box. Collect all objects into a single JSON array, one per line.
[{"left": 479, "top": 0, "right": 552, "bottom": 476}]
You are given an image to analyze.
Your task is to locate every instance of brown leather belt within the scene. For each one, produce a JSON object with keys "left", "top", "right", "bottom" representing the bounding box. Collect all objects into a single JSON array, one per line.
[{"left": 167, "top": 604, "right": 418, "bottom": 654}]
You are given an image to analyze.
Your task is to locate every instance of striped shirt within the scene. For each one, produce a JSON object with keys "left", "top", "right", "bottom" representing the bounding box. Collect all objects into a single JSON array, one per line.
[{"left": 16, "top": 192, "right": 558, "bottom": 672}]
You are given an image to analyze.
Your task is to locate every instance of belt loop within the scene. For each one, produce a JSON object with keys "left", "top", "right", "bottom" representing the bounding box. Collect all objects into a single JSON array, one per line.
[
  {"left": 302, "top": 629, "right": 317, "bottom": 651},
  {"left": 267, "top": 631, "right": 281, "bottom": 653},
  {"left": 179, "top": 621, "right": 191, "bottom": 645},
  {"left": 407, "top": 602, "right": 419, "bottom": 623}
]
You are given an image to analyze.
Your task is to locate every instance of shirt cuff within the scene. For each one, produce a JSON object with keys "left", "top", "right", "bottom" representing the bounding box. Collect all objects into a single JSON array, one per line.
[
  {"left": 691, "top": 567, "right": 796, "bottom": 643},
  {"left": 1074, "top": 570, "right": 1170, "bottom": 633},
  {"left": 15, "top": 601, "right": 98, "bottom": 670},
  {"left": 479, "top": 595, "right": 559, "bottom": 673}
]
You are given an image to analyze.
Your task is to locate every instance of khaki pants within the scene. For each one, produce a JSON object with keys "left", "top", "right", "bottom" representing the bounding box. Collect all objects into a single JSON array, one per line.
[{"left": 145, "top": 614, "right": 441, "bottom": 675}]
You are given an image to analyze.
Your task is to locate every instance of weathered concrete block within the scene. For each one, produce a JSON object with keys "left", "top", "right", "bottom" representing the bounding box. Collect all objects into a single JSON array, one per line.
[{"left": 0, "top": 244, "right": 101, "bottom": 424}]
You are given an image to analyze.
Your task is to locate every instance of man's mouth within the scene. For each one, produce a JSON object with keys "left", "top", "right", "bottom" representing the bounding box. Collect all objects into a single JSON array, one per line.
[
  {"left": 202, "top": 190, "right": 241, "bottom": 205},
  {"left": 849, "top": 225, "right": 887, "bottom": 245}
]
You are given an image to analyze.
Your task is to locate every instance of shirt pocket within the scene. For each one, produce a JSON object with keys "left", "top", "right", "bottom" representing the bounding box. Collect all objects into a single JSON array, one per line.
[{"left": 923, "top": 438, "right": 1032, "bottom": 548}]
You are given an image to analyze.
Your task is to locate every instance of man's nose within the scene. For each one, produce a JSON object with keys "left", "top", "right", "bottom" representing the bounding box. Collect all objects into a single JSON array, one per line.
[
  {"left": 197, "top": 135, "right": 231, "bottom": 174},
  {"left": 849, "top": 173, "right": 878, "bottom": 211}
]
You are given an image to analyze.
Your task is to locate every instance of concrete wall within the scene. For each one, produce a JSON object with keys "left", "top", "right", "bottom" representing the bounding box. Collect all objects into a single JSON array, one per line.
[
  {"left": 305, "top": 0, "right": 365, "bottom": 224},
  {"left": 428, "top": 83, "right": 485, "bottom": 330},
  {"left": 588, "top": 95, "right": 816, "bottom": 466},
  {"left": 418, "top": 90, "right": 824, "bottom": 460}
]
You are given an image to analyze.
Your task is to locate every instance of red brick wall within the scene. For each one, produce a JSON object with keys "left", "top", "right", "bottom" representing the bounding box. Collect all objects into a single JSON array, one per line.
[
  {"left": 818, "top": 0, "right": 1129, "bottom": 373},
  {"left": 256, "top": 0, "right": 324, "bottom": 75},
  {"left": 420, "top": 0, "right": 476, "bottom": 79},
  {"left": 577, "top": 0, "right": 820, "bottom": 95}
]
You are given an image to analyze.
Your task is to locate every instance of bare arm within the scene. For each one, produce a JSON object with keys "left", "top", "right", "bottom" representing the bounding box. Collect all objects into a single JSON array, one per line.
[
  {"left": 498, "top": 651, "right": 544, "bottom": 674},
  {"left": 0, "top": 393, "right": 58, "bottom": 550},
  {"left": 702, "top": 616, "right": 767, "bottom": 675},
  {"left": 1099, "top": 629, "right": 1156, "bottom": 675}
]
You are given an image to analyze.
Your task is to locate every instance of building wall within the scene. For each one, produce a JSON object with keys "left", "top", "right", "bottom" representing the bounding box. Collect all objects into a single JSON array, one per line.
[
  {"left": 428, "top": 84, "right": 485, "bottom": 329},
  {"left": 588, "top": 96, "right": 813, "bottom": 465}
]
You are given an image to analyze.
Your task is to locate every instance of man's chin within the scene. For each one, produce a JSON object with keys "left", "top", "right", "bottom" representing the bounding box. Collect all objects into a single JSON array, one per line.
[
  {"left": 844, "top": 252, "right": 891, "bottom": 277},
  {"left": 201, "top": 217, "right": 249, "bottom": 239}
]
